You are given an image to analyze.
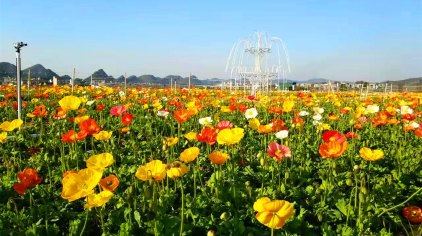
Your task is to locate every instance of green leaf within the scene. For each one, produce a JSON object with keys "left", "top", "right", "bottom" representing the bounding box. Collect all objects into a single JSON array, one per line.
[
  {"left": 335, "top": 199, "right": 348, "bottom": 216},
  {"left": 133, "top": 210, "right": 141, "bottom": 227}
]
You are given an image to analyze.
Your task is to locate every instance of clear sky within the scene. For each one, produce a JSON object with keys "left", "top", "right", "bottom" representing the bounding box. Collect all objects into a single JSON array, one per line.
[{"left": 0, "top": 0, "right": 421, "bottom": 81}]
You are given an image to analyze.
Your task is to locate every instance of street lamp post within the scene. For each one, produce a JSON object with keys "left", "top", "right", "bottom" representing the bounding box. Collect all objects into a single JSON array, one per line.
[{"left": 14, "top": 42, "right": 27, "bottom": 120}]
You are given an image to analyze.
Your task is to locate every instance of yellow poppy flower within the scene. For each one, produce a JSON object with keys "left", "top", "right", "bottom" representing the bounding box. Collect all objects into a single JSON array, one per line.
[
  {"left": 84, "top": 190, "right": 114, "bottom": 209},
  {"left": 216, "top": 128, "right": 244, "bottom": 145},
  {"left": 93, "top": 131, "right": 113, "bottom": 141},
  {"left": 249, "top": 118, "right": 261, "bottom": 130},
  {"left": 135, "top": 160, "right": 167, "bottom": 181},
  {"left": 359, "top": 147, "right": 384, "bottom": 161},
  {"left": 253, "top": 197, "right": 295, "bottom": 229},
  {"left": 165, "top": 137, "right": 179, "bottom": 147},
  {"left": 221, "top": 106, "right": 231, "bottom": 113},
  {"left": 184, "top": 132, "right": 197, "bottom": 141},
  {"left": 0, "top": 132, "right": 7, "bottom": 143},
  {"left": 179, "top": 147, "right": 200, "bottom": 163},
  {"left": 74, "top": 115, "right": 89, "bottom": 124},
  {"left": 317, "top": 123, "right": 331, "bottom": 131},
  {"left": 86, "top": 153, "right": 114, "bottom": 171},
  {"left": 166, "top": 161, "right": 189, "bottom": 179},
  {"left": 61, "top": 168, "right": 102, "bottom": 202},
  {"left": 59, "top": 95, "right": 81, "bottom": 111},
  {"left": 0, "top": 119, "right": 23, "bottom": 132},
  {"left": 282, "top": 100, "right": 295, "bottom": 112}
]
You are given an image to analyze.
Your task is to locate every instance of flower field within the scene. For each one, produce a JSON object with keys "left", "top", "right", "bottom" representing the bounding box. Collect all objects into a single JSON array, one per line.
[{"left": 0, "top": 85, "right": 421, "bottom": 235}]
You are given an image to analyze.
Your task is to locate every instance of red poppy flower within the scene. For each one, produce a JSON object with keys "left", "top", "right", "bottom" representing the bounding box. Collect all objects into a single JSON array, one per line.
[
  {"left": 340, "top": 108, "right": 350, "bottom": 114},
  {"left": 79, "top": 118, "right": 101, "bottom": 135},
  {"left": 322, "top": 130, "right": 346, "bottom": 144},
  {"left": 96, "top": 104, "right": 105, "bottom": 111},
  {"left": 196, "top": 127, "right": 217, "bottom": 145},
  {"left": 345, "top": 132, "right": 358, "bottom": 139},
  {"left": 13, "top": 183, "right": 27, "bottom": 195},
  {"left": 13, "top": 168, "right": 42, "bottom": 195},
  {"left": 402, "top": 113, "right": 416, "bottom": 121},
  {"left": 122, "top": 113, "right": 133, "bottom": 125},
  {"left": 216, "top": 120, "right": 233, "bottom": 130},
  {"left": 402, "top": 206, "right": 422, "bottom": 224},
  {"left": 247, "top": 95, "right": 255, "bottom": 101},
  {"left": 61, "top": 130, "right": 87, "bottom": 143},
  {"left": 238, "top": 104, "right": 247, "bottom": 113},
  {"left": 229, "top": 104, "right": 237, "bottom": 111}
]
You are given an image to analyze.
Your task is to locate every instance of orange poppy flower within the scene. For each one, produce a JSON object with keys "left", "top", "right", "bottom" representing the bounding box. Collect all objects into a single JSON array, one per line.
[
  {"left": 52, "top": 107, "right": 67, "bottom": 120},
  {"left": 32, "top": 104, "right": 48, "bottom": 117},
  {"left": 99, "top": 175, "right": 119, "bottom": 192},
  {"left": 319, "top": 141, "right": 348, "bottom": 158},
  {"left": 208, "top": 151, "right": 229, "bottom": 165},
  {"left": 415, "top": 128, "right": 422, "bottom": 137},
  {"left": 174, "top": 109, "right": 190, "bottom": 124},
  {"left": 257, "top": 124, "right": 273, "bottom": 134},
  {"left": 271, "top": 119, "right": 285, "bottom": 132}
]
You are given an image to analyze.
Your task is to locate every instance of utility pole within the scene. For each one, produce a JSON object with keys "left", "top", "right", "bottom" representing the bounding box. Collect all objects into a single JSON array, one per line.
[
  {"left": 14, "top": 42, "right": 27, "bottom": 120},
  {"left": 124, "top": 73, "right": 127, "bottom": 94},
  {"left": 27, "top": 69, "right": 31, "bottom": 98},
  {"left": 90, "top": 75, "right": 93, "bottom": 86},
  {"left": 72, "top": 68, "right": 75, "bottom": 94},
  {"left": 188, "top": 73, "right": 191, "bottom": 89}
]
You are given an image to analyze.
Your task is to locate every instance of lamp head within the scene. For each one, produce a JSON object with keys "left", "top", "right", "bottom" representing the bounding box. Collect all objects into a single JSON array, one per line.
[{"left": 14, "top": 42, "right": 27, "bottom": 50}]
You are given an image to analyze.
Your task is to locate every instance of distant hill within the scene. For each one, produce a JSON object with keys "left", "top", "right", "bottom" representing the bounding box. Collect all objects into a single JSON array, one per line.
[
  {"left": 384, "top": 77, "right": 422, "bottom": 86},
  {"left": 0, "top": 62, "right": 16, "bottom": 77},
  {"left": 0, "top": 62, "right": 420, "bottom": 87},
  {"left": 22, "top": 64, "right": 60, "bottom": 82},
  {"left": 302, "top": 78, "right": 329, "bottom": 84},
  {"left": 85, "top": 69, "right": 112, "bottom": 80},
  {"left": 84, "top": 69, "right": 114, "bottom": 84}
]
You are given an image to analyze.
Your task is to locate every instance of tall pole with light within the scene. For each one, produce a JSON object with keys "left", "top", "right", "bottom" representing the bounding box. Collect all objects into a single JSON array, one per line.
[{"left": 14, "top": 42, "right": 27, "bottom": 120}]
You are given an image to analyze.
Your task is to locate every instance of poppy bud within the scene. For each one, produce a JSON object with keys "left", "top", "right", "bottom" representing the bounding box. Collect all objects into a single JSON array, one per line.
[{"left": 220, "top": 212, "right": 230, "bottom": 220}]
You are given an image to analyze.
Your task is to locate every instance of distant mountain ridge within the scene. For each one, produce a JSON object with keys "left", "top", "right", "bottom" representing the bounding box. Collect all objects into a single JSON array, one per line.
[{"left": 0, "top": 62, "right": 420, "bottom": 86}]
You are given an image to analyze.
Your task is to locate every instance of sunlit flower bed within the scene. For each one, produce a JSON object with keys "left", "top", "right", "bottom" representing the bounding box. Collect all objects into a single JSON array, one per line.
[{"left": 0, "top": 85, "right": 421, "bottom": 235}]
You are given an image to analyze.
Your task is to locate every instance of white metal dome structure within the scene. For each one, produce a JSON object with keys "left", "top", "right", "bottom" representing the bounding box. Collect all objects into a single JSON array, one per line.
[{"left": 226, "top": 32, "right": 291, "bottom": 95}]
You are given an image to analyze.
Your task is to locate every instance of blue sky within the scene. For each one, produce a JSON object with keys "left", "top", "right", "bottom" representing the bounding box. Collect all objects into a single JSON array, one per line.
[{"left": 0, "top": 0, "right": 421, "bottom": 81}]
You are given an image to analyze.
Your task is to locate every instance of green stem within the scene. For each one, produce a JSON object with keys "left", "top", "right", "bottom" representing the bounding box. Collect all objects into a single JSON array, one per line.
[
  {"left": 180, "top": 179, "right": 185, "bottom": 236},
  {"left": 193, "top": 160, "right": 197, "bottom": 199},
  {"left": 100, "top": 207, "right": 105, "bottom": 233},
  {"left": 377, "top": 187, "right": 422, "bottom": 217},
  {"left": 79, "top": 209, "right": 89, "bottom": 236}
]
